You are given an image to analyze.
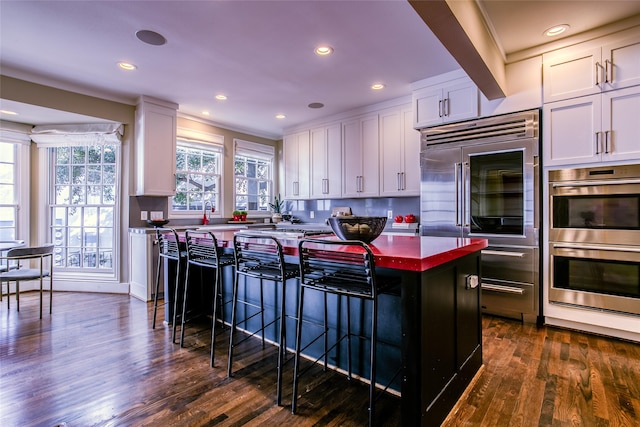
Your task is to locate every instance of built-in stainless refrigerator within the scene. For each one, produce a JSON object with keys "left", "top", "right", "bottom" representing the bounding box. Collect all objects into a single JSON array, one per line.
[{"left": 419, "top": 109, "right": 541, "bottom": 323}]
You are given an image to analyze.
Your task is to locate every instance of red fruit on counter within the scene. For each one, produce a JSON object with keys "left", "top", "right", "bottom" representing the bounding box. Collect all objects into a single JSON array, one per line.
[
  {"left": 394, "top": 215, "right": 404, "bottom": 223},
  {"left": 404, "top": 214, "right": 416, "bottom": 223}
]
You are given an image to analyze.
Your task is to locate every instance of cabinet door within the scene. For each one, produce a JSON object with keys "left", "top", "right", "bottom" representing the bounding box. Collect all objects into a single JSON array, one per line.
[
  {"left": 283, "top": 131, "right": 309, "bottom": 199},
  {"left": 444, "top": 81, "right": 479, "bottom": 123},
  {"left": 342, "top": 114, "right": 379, "bottom": 198},
  {"left": 402, "top": 107, "right": 421, "bottom": 195},
  {"left": 413, "top": 86, "right": 444, "bottom": 128},
  {"left": 602, "top": 86, "right": 640, "bottom": 162},
  {"left": 603, "top": 35, "right": 640, "bottom": 91},
  {"left": 543, "top": 46, "right": 601, "bottom": 103},
  {"left": 135, "top": 101, "right": 177, "bottom": 196},
  {"left": 310, "top": 123, "right": 341, "bottom": 198},
  {"left": 543, "top": 95, "right": 601, "bottom": 167},
  {"left": 379, "top": 108, "right": 403, "bottom": 196}
]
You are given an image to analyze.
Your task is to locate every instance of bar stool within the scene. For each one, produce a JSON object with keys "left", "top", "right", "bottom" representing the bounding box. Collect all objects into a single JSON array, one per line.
[
  {"left": 182, "top": 229, "right": 235, "bottom": 367},
  {"left": 152, "top": 227, "right": 187, "bottom": 344},
  {"left": 228, "top": 233, "right": 299, "bottom": 406},
  {"left": 292, "top": 238, "right": 400, "bottom": 426}
]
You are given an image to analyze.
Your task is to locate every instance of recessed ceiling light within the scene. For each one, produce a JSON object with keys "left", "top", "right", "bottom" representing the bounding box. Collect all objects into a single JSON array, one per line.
[
  {"left": 276, "top": 114, "right": 286, "bottom": 119},
  {"left": 315, "top": 46, "right": 333, "bottom": 56},
  {"left": 0, "top": 110, "right": 18, "bottom": 116},
  {"left": 118, "top": 62, "right": 137, "bottom": 71},
  {"left": 215, "top": 94, "right": 227, "bottom": 101},
  {"left": 371, "top": 83, "right": 385, "bottom": 90},
  {"left": 202, "top": 111, "right": 210, "bottom": 116},
  {"left": 308, "top": 102, "right": 324, "bottom": 109},
  {"left": 136, "top": 30, "right": 167, "bottom": 46},
  {"left": 544, "top": 24, "right": 570, "bottom": 37}
]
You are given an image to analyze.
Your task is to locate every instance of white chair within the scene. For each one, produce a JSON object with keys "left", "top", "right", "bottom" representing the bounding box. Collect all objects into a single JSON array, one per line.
[{"left": 0, "top": 244, "right": 54, "bottom": 319}]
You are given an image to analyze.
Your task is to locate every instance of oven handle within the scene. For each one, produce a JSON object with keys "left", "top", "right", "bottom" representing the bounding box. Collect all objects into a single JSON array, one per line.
[
  {"left": 551, "top": 178, "right": 640, "bottom": 187},
  {"left": 481, "top": 282, "right": 525, "bottom": 295},
  {"left": 552, "top": 243, "right": 640, "bottom": 253},
  {"left": 481, "top": 250, "right": 526, "bottom": 257}
]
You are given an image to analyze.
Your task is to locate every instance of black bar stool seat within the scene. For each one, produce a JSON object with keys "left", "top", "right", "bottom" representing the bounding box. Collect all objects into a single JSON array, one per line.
[
  {"left": 152, "top": 228, "right": 187, "bottom": 344},
  {"left": 183, "top": 229, "right": 235, "bottom": 367},
  {"left": 228, "top": 233, "right": 299, "bottom": 406},
  {"left": 292, "top": 238, "right": 400, "bottom": 426}
]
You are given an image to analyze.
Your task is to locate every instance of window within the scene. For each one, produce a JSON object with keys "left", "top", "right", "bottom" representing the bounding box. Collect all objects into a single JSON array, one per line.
[
  {"left": 172, "top": 142, "right": 221, "bottom": 214},
  {"left": 234, "top": 139, "right": 274, "bottom": 214},
  {"left": 50, "top": 145, "right": 119, "bottom": 272},
  {"left": 0, "top": 142, "right": 18, "bottom": 240}
]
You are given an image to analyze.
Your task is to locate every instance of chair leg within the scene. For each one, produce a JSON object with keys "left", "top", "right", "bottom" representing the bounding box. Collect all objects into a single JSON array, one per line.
[
  {"left": 346, "top": 296, "right": 352, "bottom": 379},
  {"left": 276, "top": 278, "right": 287, "bottom": 406},
  {"left": 171, "top": 258, "right": 182, "bottom": 344},
  {"left": 39, "top": 275, "right": 43, "bottom": 319},
  {"left": 259, "top": 278, "right": 265, "bottom": 347},
  {"left": 227, "top": 272, "right": 240, "bottom": 377},
  {"left": 179, "top": 262, "right": 192, "bottom": 348},
  {"left": 49, "top": 273, "right": 53, "bottom": 315},
  {"left": 369, "top": 298, "right": 378, "bottom": 427},
  {"left": 152, "top": 255, "right": 163, "bottom": 329},
  {"left": 16, "top": 280, "right": 19, "bottom": 312},
  {"left": 291, "top": 285, "right": 306, "bottom": 414},
  {"left": 210, "top": 267, "right": 221, "bottom": 368}
]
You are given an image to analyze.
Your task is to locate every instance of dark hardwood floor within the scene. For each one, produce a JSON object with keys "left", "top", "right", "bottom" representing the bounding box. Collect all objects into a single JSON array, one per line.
[{"left": 1, "top": 292, "right": 639, "bottom": 427}]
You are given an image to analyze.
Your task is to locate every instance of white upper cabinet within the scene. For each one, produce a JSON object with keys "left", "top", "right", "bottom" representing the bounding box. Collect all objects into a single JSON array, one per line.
[
  {"left": 379, "top": 105, "right": 420, "bottom": 196},
  {"left": 342, "top": 113, "right": 379, "bottom": 198},
  {"left": 134, "top": 96, "right": 178, "bottom": 196},
  {"left": 544, "top": 86, "right": 640, "bottom": 166},
  {"left": 413, "top": 78, "right": 478, "bottom": 128},
  {"left": 283, "top": 130, "right": 310, "bottom": 199},
  {"left": 310, "top": 123, "right": 342, "bottom": 199},
  {"left": 543, "top": 28, "right": 640, "bottom": 103}
]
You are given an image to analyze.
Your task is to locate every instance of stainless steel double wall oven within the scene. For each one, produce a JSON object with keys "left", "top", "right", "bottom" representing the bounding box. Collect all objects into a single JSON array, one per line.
[
  {"left": 549, "top": 164, "right": 640, "bottom": 316},
  {"left": 420, "top": 110, "right": 541, "bottom": 322}
]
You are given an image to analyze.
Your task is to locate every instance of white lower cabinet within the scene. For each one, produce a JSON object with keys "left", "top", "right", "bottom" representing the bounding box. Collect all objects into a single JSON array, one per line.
[
  {"left": 379, "top": 105, "right": 420, "bottom": 196},
  {"left": 129, "top": 230, "right": 158, "bottom": 302},
  {"left": 543, "top": 86, "right": 640, "bottom": 166},
  {"left": 342, "top": 113, "right": 379, "bottom": 198}
]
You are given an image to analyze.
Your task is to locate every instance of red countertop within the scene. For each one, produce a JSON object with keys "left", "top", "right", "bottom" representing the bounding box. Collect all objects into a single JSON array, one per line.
[{"left": 188, "top": 230, "right": 488, "bottom": 273}]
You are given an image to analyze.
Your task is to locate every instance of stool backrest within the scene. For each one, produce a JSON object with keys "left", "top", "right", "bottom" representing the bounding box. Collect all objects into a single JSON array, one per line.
[
  {"left": 185, "top": 229, "right": 222, "bottom": 264},
  {"left": 298, "top": 239, "right": 377, "bottom": 298},
  {"left": 233, "top": 233, "right": 287, "bottom": 280},
  {"left": 155, "top": 228, "right": 181, "bottom": 260},
  {"left": 6, "top": 244, "right": 54, "bottom": 259}
]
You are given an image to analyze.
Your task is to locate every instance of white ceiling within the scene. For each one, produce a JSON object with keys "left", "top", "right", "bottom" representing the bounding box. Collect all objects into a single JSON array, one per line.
[{"left": 1, "top": 1, "right": 639, "bottom": 139}]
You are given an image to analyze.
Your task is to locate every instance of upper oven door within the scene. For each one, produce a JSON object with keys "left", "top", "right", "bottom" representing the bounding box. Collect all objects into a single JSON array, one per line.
[
  {"left": 550, "top": 179, "right": 640, "bottom": 246},
  {"left": 461, "top": 138, "right": 539, "bottom": 247}
]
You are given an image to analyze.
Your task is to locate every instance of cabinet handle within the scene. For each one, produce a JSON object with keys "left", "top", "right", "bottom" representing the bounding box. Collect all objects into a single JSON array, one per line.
[
  {"left": 444, "top": 97, "right": 450, "bottom": 117},
  {"left": 482, "top": 282, "right": 525, "bottom": 295},
  {"left": 401, "top": 172, "right": 405, "bottom": 191},
  {"left": 605, "top": 59, "right": 612, "bottom": 83},
  {"left": 462, "top": 161, "right": 469, "bottom": 227},
  {"left": 595, "top": 62, "right": 604, "bottom": 86},
  {"left": 481, "top": 250, "right": 525, "bottom": 258},
  {"left": 595, "top": 132, "right": 601, "bottom": 154},
  {"left": 397, "top": 172, "right": 401, "bottom": 191},
  {"left": 605, "top": 130, "right": 610, "bottom": 154},
  {"left": 438, "top": 99, "right": 443, "bottom": 117},
  {"left": 293, "top": 181, "right": 299, "bottom": 196},
  {"left": 455, "top": 162, "right": 461, "bottom": 226}
]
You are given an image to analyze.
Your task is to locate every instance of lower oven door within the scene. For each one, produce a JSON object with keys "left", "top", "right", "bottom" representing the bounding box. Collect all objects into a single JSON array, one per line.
[{"left": 549, "top": 243, "right": 640, "bottom": 315}]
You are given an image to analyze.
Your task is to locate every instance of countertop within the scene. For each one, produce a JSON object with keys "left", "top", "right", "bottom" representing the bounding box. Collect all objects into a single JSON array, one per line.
[{"left": 178, "top": 230, "right": 487, "bottom": 273}]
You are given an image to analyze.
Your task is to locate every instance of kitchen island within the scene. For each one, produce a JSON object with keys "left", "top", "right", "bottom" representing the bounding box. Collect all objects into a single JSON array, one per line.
[{"left": 163, "top": 230, "right": 487, "bottom": 426}]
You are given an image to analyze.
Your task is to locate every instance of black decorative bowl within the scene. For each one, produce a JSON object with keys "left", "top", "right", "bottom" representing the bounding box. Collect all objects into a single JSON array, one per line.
[
  {"left": 327, "top": 216, "right": 387, "bottom": 243},
  {"left": 147, "top": 219, "right": 169, "bottom": 227}
]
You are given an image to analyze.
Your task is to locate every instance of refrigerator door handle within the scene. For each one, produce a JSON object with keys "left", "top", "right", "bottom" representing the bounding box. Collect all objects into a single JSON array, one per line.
[
  {"left": 462, "top": 161, "right": 470, "bottom": 227},
  {"left": 455, "top": 162, "right": 461, "bottom": 226}
]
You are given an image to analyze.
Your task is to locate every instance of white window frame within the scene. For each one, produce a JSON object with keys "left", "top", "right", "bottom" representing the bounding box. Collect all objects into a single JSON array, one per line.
[
  {"left": 0, "top": 123, "right": 31, "bottom": 243},
  {"left": 233, "top": 138, "right": 275, "bottom": 217},
  {"left": 169, "top": 128, "right": 224, "bottom": 220}
]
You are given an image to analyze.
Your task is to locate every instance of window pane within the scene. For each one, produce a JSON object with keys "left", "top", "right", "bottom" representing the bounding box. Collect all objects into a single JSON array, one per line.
[
  {"left": 172, "top": 143, "right": 221, "bottom": 214},
  {"left": 234, "top": 152, "right": 272, "bottom": 212},
  {"left": 50, "top": 145, "right": 119, "bottom": 273}
]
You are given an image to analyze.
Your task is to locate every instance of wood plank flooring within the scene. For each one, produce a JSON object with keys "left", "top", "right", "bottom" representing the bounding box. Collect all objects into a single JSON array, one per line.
[{"left": 1, "top": 292, "right": 639, "bottom": 427}]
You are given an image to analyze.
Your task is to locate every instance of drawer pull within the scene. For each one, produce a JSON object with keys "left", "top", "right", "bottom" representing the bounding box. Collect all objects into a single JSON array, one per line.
[
  {"left": 481, "top": 250, "right": 525, "bottom": 258},
  {"left": 482, "top": 283, "right": 525, "bottom": 295}
]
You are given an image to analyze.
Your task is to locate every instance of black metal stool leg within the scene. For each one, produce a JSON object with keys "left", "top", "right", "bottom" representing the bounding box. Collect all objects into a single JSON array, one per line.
[
  {"left": 227, "top": 272, "right": 240, "bottom": 377},
  {"left": 171, "top": 258, "right": 182, "bottom": 344}
]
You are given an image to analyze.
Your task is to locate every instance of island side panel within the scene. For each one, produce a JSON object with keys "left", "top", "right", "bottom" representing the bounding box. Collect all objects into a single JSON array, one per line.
[{"left": 401, "top": 251, "right": 482, "bottom": 426}]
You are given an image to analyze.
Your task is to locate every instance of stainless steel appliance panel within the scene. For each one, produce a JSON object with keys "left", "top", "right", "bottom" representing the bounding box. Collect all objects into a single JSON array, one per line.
[
  {"left": 420, "top": 109, "right": 541, "bottom": 322},
  {"left": 549, "top": 243, "right": 640, "bottom": 315}
]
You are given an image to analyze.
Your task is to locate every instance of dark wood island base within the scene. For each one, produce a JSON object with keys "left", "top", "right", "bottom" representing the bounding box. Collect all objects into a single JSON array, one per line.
[{"left": 166, "top": 231, "right": 487, "bottom": 426}]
